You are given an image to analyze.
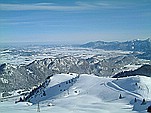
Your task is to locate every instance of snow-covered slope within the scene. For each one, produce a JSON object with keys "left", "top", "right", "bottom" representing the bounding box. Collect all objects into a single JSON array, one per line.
[
  {"left": 1, "top": 54, "right": 150, "bottom": 94},
  {"left": 23, "top": 73, "right": 79, "bottom": 104},
  {"left": 4, "top": 74, "right": 149, "bottom": 113},
  {"left": 59, "top": 75, "right": 151, "bottom": 113}
]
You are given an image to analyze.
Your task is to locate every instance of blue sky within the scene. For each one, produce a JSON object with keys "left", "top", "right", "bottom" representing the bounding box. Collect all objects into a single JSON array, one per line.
[{"left": 0, "top": 0, "right": 151, "bottom": 44}]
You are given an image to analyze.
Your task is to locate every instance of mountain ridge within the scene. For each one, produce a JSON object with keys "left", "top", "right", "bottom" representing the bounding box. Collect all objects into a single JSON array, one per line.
[
  {"left": 112, "top": 64, "right": 151, "bottom": 78},
  {"left": 81, "top": 38, "right": 151, "bottom": 51},
  {"left": 81, "top": 38, "right": 151, "bottom": 60},
  {"left": 0, "top": 54, "right": 150, "bottom": 94}
]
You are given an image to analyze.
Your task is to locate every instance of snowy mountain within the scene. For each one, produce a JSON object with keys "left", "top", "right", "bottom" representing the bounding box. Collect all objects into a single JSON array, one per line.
[
  {"left": 1, "top": 74, "right": 150, "bottom": 113},
  {"left": 20, "top": 73, "right": 79, "bottom": 104},
  {"left": 81, "top": 38, "right": 151, "bottom": 60},
  {"left": 113, "top": 64, "right": 151, "bottom": 78},
  {"left": 0, "top": 44, "right": 151, "bottom": 113},
  {"left": 0, "top": 54, "right": 150, "bottom": 94},
  {"left": 81, "top": 38, "right": 151, "bottom": 52}
]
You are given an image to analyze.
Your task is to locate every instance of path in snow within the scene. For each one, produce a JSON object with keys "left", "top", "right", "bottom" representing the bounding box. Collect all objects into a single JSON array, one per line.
[{"left": 105, "top": 81, "right": 143, "bottom": 99}]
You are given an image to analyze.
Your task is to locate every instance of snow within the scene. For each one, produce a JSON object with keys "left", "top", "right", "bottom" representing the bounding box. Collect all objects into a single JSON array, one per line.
[
  {"left": 133, "top": 99, "right": 151, "bottom": 112},
  {"left": 0, "top": 74, "right": 150, "bottom": 113},
  {"left": 47, "top": 73, "right": 78, "bottom": 87},
  {"left": 0, "top": 78, "right": 9, "bottom": 84},
  {"left": 139, "top": 76, "right": 151, "bottom": 99},
  {"left": 0, "top": 46, "right": 132, "bottom": 65},
  {"left": 124, "top": 64, "right": 142, "bottom": 71},
  {"left": 27, "top": 73, "right": 79, "bottom": 104}
]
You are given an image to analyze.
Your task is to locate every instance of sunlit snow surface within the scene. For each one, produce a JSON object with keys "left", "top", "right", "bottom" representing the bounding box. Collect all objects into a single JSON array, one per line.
[
  {"left": 0, "top": 45, "right": 151, "bottom": 113},
  {"left": 0, "top": 74, "right": 150, "bottom": 113},
  {"left": 0, "top": 45, "right": 131, "bottom": 65}
]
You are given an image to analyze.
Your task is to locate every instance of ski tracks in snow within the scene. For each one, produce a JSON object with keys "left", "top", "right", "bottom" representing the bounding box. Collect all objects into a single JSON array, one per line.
[{"left": 104, "top": 81, "right": 143, "bottom": 100}]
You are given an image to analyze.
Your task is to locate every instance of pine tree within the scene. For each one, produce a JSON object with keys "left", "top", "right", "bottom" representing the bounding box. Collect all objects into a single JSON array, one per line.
[
  {"left": 119, "top": 94, "right": 122, "bottom": 99},
  {"left": 43, "top": 91, "right": 46, "bottom": 96},
  {"left": 134, "top": 98, "right": 137, "bottom": 102},
  {"left": 141, "top": 99, "right": 146, "bottom": 105}
]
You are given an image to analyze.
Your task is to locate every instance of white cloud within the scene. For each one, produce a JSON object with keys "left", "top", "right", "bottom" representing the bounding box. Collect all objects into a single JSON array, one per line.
[
  {"left": 0, "top": 2, "right": 120, "bottom": 11},
  {"left": 0, "top": 2, "right": 98, "bottom": 11},
  {"left": 34, "top": 3, "right": 55, "bottom": 6}
]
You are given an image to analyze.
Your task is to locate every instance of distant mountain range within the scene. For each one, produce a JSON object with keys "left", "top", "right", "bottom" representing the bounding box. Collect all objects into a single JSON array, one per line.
[
  {"left": 81, "top": 38, "right": 151, "bottom": 60},
  {"left": 0, "top": 54, "right": 151, "bottom": 94},
  {"left": 81, "top": 38, "right": 151, "bottom": 52},
  {"left": 0, "top": 38, "right": 151, "bottom": 95}
]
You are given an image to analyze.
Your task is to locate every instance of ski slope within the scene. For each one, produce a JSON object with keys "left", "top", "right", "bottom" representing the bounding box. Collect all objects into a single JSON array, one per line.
[
  {"left": 0, "top": 74, "right": 151, "bottom": 113},
  {"left": 27, "top": 73, "right": 79, "bottom": 104}
]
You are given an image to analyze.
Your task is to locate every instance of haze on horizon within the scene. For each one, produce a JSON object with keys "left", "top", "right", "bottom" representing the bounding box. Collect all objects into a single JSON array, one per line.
[{"left": 0, "top": 0, "right": 151, "bottom": 44}]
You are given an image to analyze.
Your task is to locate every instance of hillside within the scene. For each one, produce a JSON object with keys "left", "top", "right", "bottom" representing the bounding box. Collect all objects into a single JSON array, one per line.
[
  {"left": 1, "top": 54, "right": 150, "bottom": 94},
  {"left": 1, "top": 74, "right": 151, "bottom": 113},
  {"left": 22, "top": 73, "right": 79, "bottom": 104},
  {"left": 112, "top": 64, "right": 151, "bottom": 78}
]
